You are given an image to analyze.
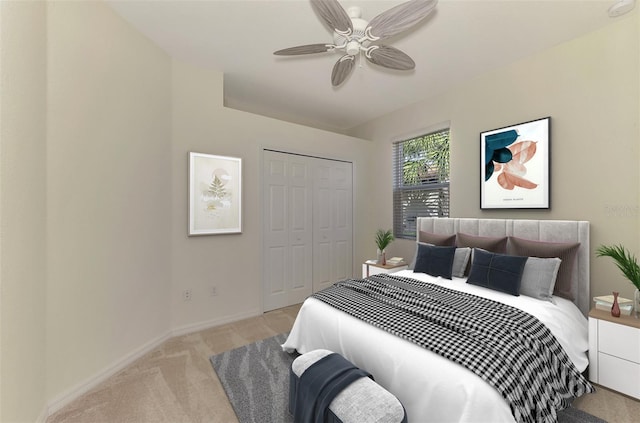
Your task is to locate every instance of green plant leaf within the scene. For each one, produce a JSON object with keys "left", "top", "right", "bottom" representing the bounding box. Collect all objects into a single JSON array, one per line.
[
  {"left": 596, "top": 244, "right": 640, "bottom": 290},
  {"left": 375, "top": 229, "right": 395, "bottom": 251}
]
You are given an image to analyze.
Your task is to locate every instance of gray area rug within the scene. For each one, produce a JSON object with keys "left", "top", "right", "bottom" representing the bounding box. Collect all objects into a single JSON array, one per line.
[
  {"left": 210, "top": 333, "right": 296, "bottom": 423},
  {"left": 209, "top": 333, "right": 606, "bottom": 423}
]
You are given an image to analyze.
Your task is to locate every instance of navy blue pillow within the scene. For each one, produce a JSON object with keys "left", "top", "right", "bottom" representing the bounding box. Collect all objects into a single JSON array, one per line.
[
  {"left": 467, "top": 249, "right": 528, "bottom": 296},
  {"left": 414, "top": 244, "right": 456, "bottom": 279}
]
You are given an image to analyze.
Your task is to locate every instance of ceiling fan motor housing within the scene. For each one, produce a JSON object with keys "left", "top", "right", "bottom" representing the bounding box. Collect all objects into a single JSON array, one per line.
[{"left": 333, "top": 12, "right": 370, "bottom": 56}]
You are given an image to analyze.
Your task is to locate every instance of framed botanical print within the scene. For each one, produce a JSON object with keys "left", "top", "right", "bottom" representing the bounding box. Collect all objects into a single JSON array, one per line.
[
  {"left": 189, "top": 152, "right": 242, "bottom": 235},
  {"left": 480, "top": 117, "right": 550, "bottom": 209}
]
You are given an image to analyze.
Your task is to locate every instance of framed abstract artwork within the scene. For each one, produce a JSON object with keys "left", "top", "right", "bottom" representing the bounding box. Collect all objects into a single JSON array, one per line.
[
  {"left": 189, "top": 152, "right": 242, "bottom": 235},
  {"left": 480, "top": 117, "right": 550, "bottom": 209}
]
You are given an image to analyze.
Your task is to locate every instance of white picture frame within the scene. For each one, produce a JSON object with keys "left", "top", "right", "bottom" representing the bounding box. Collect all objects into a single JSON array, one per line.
[{"left": 189, "top": 152, "right": 242, "bottom": 235}]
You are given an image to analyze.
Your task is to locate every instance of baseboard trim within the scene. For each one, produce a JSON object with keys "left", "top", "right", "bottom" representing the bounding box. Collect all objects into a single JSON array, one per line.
[
  {"left": 46, "top": 330, "right": 172, "bottom": 416},
  {"left": 170, "top": 308, "right": 262, "bottom": 337},
  {"left": 45, "top": 308, "right": 262, "bottom": 418},
  {"left": 36, "top": 405, "right": 48, "bottom": 423}
]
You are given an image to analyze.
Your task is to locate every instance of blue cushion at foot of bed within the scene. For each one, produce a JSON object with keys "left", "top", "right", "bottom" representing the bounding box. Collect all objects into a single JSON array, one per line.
[{"left": 289, "top": 349, "right": 408, "bottom": 423}]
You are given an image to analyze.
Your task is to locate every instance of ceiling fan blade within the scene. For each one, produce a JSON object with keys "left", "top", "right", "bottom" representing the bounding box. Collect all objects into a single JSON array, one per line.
[
  {"left": 367, "top": 0, "right": 437, "bottom": 40},
  {"left": 366, "top": 45, "right": 415, "bottom": 70},
  {"left": 274, "top": 44, "right": 331, "bottom": 56},
  {"left": 331, "top": 55, "right": 355, "bottom": 86},
  {"left": 311, "top": 0, "right": 353, "bottom": 34}
]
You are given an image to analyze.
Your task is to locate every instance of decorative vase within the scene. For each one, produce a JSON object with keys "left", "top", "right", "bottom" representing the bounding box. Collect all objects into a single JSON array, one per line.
[
  {"left": 380, "top": 250, "right": 386, "bottom": 265},
  {"left": 635, "top": 288, "right": 640, "bottom": 318},
  {"left": 611, "top": 291, "right": 621, "bottom": 318}
]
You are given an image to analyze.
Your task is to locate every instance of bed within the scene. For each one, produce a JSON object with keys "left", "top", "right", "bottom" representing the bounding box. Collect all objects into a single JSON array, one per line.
[{"left": 282, "top": 218, "right": 594, "bottom": 423}]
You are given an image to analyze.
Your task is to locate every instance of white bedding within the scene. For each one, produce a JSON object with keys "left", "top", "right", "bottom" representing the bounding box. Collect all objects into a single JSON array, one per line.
[{"left": 282, "top": 270, "right": 590, "bottom": 423}]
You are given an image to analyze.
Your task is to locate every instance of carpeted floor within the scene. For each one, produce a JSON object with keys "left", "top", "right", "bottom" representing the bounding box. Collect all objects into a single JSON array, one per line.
[
  {"left": 210, "top": 333, "right": 607, "bottom": 423},
  {"left": 45, "top": 305, "right": 638, "bottom": 423}
]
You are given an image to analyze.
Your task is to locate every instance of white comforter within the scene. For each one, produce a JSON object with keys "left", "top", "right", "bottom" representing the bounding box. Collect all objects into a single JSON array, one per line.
[{"left": 282, "top": 270, "right": 589, "bottom": 423}]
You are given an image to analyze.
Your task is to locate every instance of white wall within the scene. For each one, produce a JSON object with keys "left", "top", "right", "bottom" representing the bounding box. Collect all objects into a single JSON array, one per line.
[
  {"left": 45, "top": 0, "right": 173, "bottom": 408},
  {"left": 351, "top": 11, "right": 640, "bottom": 302},
  {"left": 169, "top": 60, "right": 373, "bottom": 332},
  {"left": 0, "top": 0, "right": 373, "bottom": 418},
  {"left": 0, "top": 1, "right": 47, "bottom": 422}
]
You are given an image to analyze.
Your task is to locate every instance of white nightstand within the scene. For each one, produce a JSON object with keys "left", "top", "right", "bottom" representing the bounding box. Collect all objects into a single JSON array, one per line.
[
  {"left": 362, "top": 261, "right": 408, "bottom": 278},
  {"left": 588, "top": 308, "right": 640, "bottom": 399}
]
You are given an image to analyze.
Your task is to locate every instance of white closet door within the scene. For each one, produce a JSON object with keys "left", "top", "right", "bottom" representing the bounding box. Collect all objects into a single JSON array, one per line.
[
  {"left": 263, "top": 151, "right": 313, "bottom": 311},
  {"left": 313, "top": 159, "right": 353, "bottom": 293}
]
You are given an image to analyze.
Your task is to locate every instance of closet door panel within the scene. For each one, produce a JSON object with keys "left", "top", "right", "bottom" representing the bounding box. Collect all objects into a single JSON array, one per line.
[
  {"left": 314, "top": 241, "right": 331, "bottom": 287},
  {"left": 263, "top": 151, "right": 313, "bottom": 311},
  {"left": 331, "top": 161, "right": 353, "bottom": 283},
  {"left": 263, "top": 153, "right": 290, "bottom": 310},
  {"left": 313, "top": 159, "right": 353, "bottom": 292},
  {"left": 291, "top": 244, "right": 308, "bottom": 290},
  {"left": 266, "top": 246, "right": 286, "bottom": 294},
  {"left": 268, "top": 185, "right": 286, "bottom": 232},
  {"left": 313, "top": 161, "right": 333, "bottom": 292},
  {"left": 332, "top": 240, "right": 348, "bottom": 281},
  {"left": 288, "top": 157, "right": 313, "bottom": 303}
]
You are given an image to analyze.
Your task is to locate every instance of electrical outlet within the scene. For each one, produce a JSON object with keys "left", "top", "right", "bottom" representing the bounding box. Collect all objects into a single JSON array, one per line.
[
  {"left": 183, "top": 289, "right": 192, "bottom": 301},
  {"left": 211, "top": 286, "right": 218, "bottom": 297}
]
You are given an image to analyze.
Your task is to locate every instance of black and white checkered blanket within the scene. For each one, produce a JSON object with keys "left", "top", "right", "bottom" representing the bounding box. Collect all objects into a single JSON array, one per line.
[{"left": 312, "top": 274, "right": 594, "bottom": 423}]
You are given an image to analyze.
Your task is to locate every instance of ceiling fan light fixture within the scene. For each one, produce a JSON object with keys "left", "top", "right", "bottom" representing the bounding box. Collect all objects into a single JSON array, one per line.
[{"left": 345, "top": 40, "right": 361, "bottom": 56}]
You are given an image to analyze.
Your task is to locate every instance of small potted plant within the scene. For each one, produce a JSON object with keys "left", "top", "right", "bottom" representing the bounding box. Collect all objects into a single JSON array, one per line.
[
  {"left": 596, "top": 244, "right": 640, "bottom": 316},
  {"left": 375, "top": 229, "right": 395, "bottom": 265}
]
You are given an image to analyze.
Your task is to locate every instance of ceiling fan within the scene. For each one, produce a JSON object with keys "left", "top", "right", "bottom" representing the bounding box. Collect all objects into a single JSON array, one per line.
[{"left": 274, "top": 0, "right": 438, "bottom": 87}]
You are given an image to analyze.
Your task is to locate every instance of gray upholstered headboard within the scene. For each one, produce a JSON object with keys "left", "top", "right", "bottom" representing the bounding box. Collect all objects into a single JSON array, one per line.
[{"left": 416, "top": 217, "right": 590, "bottom": 316}]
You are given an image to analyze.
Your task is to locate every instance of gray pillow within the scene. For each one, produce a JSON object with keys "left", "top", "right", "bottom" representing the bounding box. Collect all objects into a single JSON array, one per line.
[
  {"left": 519, "top": 257, "right": 562, "bottom": 302},
  {"left": 451, "top": 247, "right": 471, "bottom": 278},
  {"left": 410, "top": 242, "right": 470, "bottom": 278},
  {"left": 508, "top": 236, "right": 580, "bottom": 300}
]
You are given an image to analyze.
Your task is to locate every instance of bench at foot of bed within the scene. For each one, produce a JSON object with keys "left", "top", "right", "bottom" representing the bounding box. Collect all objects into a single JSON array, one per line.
[{"left": 289, "top": 349, "right": 408, "bottom": 423}]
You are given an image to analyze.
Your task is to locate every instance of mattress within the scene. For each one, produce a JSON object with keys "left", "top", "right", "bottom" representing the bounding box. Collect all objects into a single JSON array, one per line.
[{"left": 282, "top": 270, "right": 589, "bottom": 423}]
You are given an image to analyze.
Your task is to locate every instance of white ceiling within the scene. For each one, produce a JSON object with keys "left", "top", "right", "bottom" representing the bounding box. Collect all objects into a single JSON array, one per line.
[{"left": 106, "top": 0, "right": 624, "bottom": 133}]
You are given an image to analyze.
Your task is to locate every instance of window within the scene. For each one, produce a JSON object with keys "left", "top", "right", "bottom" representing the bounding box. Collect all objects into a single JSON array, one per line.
[{"left": 393, "top": 128, "right": 450, "bottom": 239}]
